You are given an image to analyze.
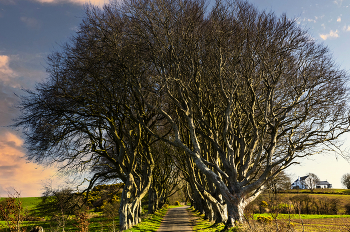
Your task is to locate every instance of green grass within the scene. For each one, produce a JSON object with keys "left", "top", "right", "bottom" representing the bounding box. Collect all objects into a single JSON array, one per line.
[
  {"left": 124, "top": 206, "right": 169, "bottom": 232},
  {"left": 0, "top": 197, "right": 42, "bottom": 211},
  {"left": 283, "top": 188, "right": 350, "bottom": 195},
  {"left": 188, "top": 207, "right": 233, "bottom": 232}
]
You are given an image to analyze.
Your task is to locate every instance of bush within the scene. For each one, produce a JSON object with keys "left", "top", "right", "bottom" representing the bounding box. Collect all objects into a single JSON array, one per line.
[
  {"left": 345, "top": 203, "right": 350, "bottom": 215},
  {"left": 163, "top": 204, "right": 169, "bottom": 209},
  {"left": 175, "top": 201, "right": 180, "bottom": 206},
  {"left": 257, "top": 215, "right": 272, "bottom": 224}
]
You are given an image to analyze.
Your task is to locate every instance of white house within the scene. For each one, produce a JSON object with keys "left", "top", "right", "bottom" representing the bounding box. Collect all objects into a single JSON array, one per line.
[
  {"left": 291, "top": 175, "right": 310, "bottom": 189},
  {"left": 316, "top": 181, "right": 332, "bottom": 189},
  {"left": 291, "top": 174, "right": 332, "bottom": 189}
]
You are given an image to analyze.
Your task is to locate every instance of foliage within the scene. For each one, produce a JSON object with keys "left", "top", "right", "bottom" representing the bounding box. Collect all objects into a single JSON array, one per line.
[
  {"left": 0, "top": 190, "right": 27, "bottom": 232},
  {"left": 341, "top": 173, "right": 350, "bottom": 189},
  {"left": 73, "top": 207, "right": 90, "bottom": 232},
  {"left": 256, "top": 215, "right": 272, "bottom": 224},
  {"left": 82, "top": 183, "right": 123, "bottom": 211},
  {"left": 102, "top": 202, "right": 119, "bottom": 232}
]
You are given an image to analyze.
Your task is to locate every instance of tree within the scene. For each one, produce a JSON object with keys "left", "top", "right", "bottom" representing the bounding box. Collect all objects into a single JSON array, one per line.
[
  {"left": 126, "top": 0, "right": 350, "bottom": 228},
  {"left": 14, "top": 0, "right": 350, "bottom": 229},
  {"left": 266, "top": 170, "right": 292, "bottom": 194},
  {"left": 304, "top": 173, "right": 320, "bottom": 191},
  {"left": 341, "top": 173, "right": 350, "bottom": 189},
  {"left": 14, "top": 5, "right": 159, "bottom": 230}
]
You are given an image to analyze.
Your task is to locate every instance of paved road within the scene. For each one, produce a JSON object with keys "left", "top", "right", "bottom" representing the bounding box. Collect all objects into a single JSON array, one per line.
[{"left": 157, "top": 206, "right": 193, "bottom": 232}]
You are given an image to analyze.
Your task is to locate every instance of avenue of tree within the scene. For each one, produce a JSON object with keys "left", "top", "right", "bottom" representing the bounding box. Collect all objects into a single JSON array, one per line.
[{"left": 14, "top": 0, "right": 350, "bottom": 230}]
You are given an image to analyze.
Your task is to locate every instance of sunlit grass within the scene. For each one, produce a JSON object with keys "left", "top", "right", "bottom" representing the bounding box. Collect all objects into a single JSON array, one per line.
[{"left": 125, "top": 207, "right": 169, "bottom": 232}]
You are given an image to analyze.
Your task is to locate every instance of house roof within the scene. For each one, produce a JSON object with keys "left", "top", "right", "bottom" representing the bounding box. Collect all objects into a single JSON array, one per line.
[
  {"left": 300, "top": 175, "right": 308, "bottom": 180},
  {"left": 317, "top": 181, "right": 331, "bottom": 185}
]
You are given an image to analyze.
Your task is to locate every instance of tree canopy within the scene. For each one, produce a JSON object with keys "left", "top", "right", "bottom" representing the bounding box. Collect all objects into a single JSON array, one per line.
[{"left": 14, "top": 0, "right": 350, "bottom": 229}]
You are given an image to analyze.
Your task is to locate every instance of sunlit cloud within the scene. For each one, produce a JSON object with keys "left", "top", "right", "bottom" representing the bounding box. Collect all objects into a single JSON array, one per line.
[
  {"left": 33, "top": 0, "right": 111, "bottom": 7},
  {"left": 0, "top": 55, "right": 18, "bottom": 87},
  {"left": 0, "top": 131, "right": 61, "bottom": 197},
  {"left": 319, "top": 30, "right": 339, "bottom": 40},
  {"left": 343, "top": 25, "right": 350, "bottom": 31},
  {"left": 337, "top": 17, "right": 341, "bottom": 22}
]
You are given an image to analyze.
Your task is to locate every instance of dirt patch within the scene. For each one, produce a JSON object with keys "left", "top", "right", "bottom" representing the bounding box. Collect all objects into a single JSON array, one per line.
[{"left": 283, "top": 217, "right": 350, "bottom": 232}]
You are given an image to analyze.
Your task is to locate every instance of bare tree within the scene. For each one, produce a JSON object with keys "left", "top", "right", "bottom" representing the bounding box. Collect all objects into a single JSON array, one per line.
[
  {"left": 341, "top": 173, "right": 350, "bottom": 189},
  {"left": 14, "top": 0, "right": 350, "bottom": 229},
  {"left": 125, "top": 0, "right": 350, "bottom": 228},
  {"left": 304, "top": 173, "right": 320, "bottom": 191}
]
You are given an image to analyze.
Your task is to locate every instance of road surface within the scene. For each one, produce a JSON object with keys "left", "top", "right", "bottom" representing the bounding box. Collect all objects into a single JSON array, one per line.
[{"left": 157, "top": 206, "right": 193, "bottom": 232}]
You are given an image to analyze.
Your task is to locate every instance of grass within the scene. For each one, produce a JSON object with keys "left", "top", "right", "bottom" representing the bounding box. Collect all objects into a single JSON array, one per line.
[
  {"left": 0, "top": 203, "right": 174, "bottom": 232},
  {"left": 125, "top": 206, "right": 169, "bottom": 232},
  {"left": 188, "top": 206, "right": 350, "bottom": 232},
  {"left": 283, "top": 188, "right": 350, "bottom": 195},
  {"left": 253, "top": 213, "right": 350, "bottom": 220}
]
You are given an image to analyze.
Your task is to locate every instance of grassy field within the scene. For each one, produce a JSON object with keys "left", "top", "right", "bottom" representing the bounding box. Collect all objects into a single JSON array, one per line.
[
  {"left": 283, "top": 189, "right": 350, "bottom": 195},
  {"left": 188, "top": 206, "right": 350, "bottom": 232},
  {"left": 0, "top": 196, "right": 179, "bottom": 232}
]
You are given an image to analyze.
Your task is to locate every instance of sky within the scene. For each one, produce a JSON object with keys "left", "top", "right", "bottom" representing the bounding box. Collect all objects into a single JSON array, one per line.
[{"left": 1, "top": 0, "right": 350, "bottom": 197}]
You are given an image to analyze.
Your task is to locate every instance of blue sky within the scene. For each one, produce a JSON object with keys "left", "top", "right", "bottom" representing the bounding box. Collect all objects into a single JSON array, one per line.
[{"left": 1, "top": 0, "right": 350, "bottom": 197}]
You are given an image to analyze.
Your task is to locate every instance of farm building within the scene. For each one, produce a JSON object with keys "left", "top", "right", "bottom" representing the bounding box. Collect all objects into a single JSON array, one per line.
[{"left": 291, "top": 175, "right": 332, "bottom": 189}]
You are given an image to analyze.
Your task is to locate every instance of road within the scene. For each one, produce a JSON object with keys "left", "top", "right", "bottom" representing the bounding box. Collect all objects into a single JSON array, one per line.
[{"left": 157, "top": 206, "right": 193, "bottom": 232}]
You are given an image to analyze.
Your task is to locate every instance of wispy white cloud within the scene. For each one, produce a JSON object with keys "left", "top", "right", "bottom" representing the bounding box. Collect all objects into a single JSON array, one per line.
[
  {"left": 337, "top": 17, "right": 341, "bottom": 22},
  {"left": 343, "top": 25, "right": 350, "bottom": 31},
  {"left": 33, "top": 0, "right": 111, "bottom": 7},
  {"left": 321, "top": 24, "right": 325, "bottom": 29},
  {"left": 334, "top": 0, "right": 343, "bottom": 5},
  {"left": 20, "top": 17, "right": 42, "bottom": 29},
  {"left": 308, "top": 18, "right": 316, "bottom": 23},
  {"left": 319, "top": 30, "right": 339, "bottom": 40}
]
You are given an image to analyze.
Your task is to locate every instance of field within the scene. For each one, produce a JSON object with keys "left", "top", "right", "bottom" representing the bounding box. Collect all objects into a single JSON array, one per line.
[
  {"left": 2, "top": 191, "right": 350, "bottom": 231},
  {"left": 0, "top": 196, "right": 179, "bottom": 232}
]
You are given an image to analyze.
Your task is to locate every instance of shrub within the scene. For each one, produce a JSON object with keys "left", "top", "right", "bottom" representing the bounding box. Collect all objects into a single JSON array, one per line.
[
  {"left": 175, "top": 201, "right": 180, "bottom": 206},
  {"left": 257, "top": 215, "right": 272, "bottom": 224},
  {"left": 345, "top": 203, "right": 350, "bottom": 215},
  {"left": 0, "top": 190, "right": 27, "bottom": 232},
  {"left": 163, "top": 204, "right": 169, "bottom": 209}
]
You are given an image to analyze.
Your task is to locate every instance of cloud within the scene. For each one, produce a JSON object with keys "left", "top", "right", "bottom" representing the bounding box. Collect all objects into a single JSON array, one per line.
[
  {"left": 33, "top": 0, "right": 111, "bottom": 7},
  {"left": 0, "top": 131, "right": 61, "bottom": 197},
  {"left": 0, "top": 55, "right": 18, "bottom": 86},
  {"left": 0, "top": 54, "right": 47, "bottom": 89},
  {"left": 343, "top": 25, "right": 350, "bottom": 31},
  {"left": 337, "top": 17, "right": 341, "bottom": 22},
  {"left": 307, "top": 18, "right": 316, "bottom": 23},
  {"left": 319, "top": 30, "right": 339, "bottom": 40},
  {"left": 20, "top": 17, "right": 42, "bottom": 29},
  {"left": 334, "top": 0, "right": 343, "bottom": 5}
]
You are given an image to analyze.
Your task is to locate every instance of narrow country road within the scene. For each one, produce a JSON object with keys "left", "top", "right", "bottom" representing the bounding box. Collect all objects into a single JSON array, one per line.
[{"left": 157, "top": 206, "right": 193, "bottom": 232}]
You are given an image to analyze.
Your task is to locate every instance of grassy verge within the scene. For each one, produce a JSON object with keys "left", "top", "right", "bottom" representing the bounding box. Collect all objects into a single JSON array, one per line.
[
  {"left": 124, "top": 206, "right": 169, "bottom": 232},
  {"left": 187, "top": 207, "right": 227, "bottom": 232}
]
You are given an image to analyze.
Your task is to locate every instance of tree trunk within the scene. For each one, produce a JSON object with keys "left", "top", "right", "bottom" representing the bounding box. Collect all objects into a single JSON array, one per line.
[
  {"left": 224, "top": 194, "right": 250, "bottom": 229},
  {"left": 119, "top": 172, "right": 152, "bottom": 231}
]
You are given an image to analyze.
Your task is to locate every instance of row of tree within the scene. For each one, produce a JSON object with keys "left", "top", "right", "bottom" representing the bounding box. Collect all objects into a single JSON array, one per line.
[{"left": 14, "top": 0, "right": 350, "bottom": 230}]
